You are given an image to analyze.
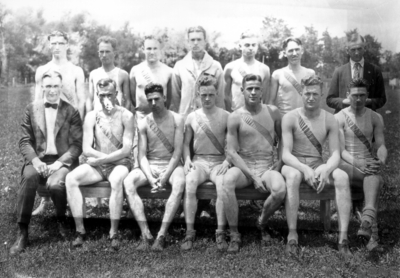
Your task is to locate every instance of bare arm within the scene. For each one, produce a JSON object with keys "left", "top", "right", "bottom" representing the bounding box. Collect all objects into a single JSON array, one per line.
[
  {"left": 336, "top": 113, "right": 355, "bottom": 165},
  {"left": 325, "top": 114, "right": 341, "bottom": 174},
  {"left": 121, "top": 71, "right": 132, "bottom": 111},
  {"left": 166, "top": 72, "right": 173, "bottom": 109},
  {"left": 75, "top": 67, "right": 86, "bottom": 120},
  {"left": 183, "top": 115, "right": 194, "bottom": 174},
  {"left": 86, "top": 72, "right": 95, "bottom": 113},
  {"left": 137, "top": 121, "right": 158, "bottom": 188},
  {"left": 223, "top": 65, "right": 233, "bottom": 112},
  {"left": 34, "top": 67, "right": 44, "bottom": 101},
  {"left": 129, "top": 68, "right": 137, "bottom": 109},
  {"left": 268, "top": 71, "right": 279, "bottom": 105},
  {"left": 261, "top": 66, "right": 270, "bottom": 104},
  {"left": 82, "top": 112, "right": 104, "bottom": 158},
  {"left": 215, "top": 64, "right": 227, "bottom": 110},
  {"left": 374, "top": 113, "right": 387, "bottom": 164}
]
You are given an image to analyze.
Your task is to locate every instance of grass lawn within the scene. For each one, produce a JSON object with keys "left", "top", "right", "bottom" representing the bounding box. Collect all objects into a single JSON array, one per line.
[{"left": 0, "top": 84, "right": 399, "bottom": 277}]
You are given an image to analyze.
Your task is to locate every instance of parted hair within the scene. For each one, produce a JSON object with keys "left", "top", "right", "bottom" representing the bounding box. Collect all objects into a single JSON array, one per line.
[
  {"left": 42, "top": 70, "right": 63, "bottom": 82},
  {"left": 47, "top": 30, "right": 69, "bottom": 43},
  {"left": 348, "top": 78, "right": 369, "bottom": 90},
  {"left": 96, "top": 78, "right": 117, "bottom": 94},
  {"left": 97, "top": 36, "right": 117, "bottom": 50},
  {"left": 144, "top": 83, "right": 164, "bottom": 96},
  {"left": 282, "top": 37, "right": 302, "bottom": 49},
  {"left": 187, "top": 26, "right": 207, "bottom": 40},
  {"left": 242, "top": 74, "right": 262, "bottom": 88},
  {"left": 301, "top": 75, "right": 323, "bottom": 90}
]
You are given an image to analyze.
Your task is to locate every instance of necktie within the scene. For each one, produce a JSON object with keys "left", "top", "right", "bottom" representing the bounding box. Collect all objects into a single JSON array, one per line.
[
  {"left": 45, "top": 102, "right": 58, "bottom": 109},
  {"left": 354, "top": 62, "right": 361, "bottom": 79}
]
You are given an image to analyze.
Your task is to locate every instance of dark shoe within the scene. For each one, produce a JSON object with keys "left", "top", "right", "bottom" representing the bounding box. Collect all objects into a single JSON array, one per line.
[
  {"left": 136, "top": 236, "right": 152, "bottom": 251},
  {"left": 57, "top": 219, "right": 68, "bottom": 238},
  {"left": 338, "top": 239, "right": 353, "bottom": 259},
  {"left": 152, "top": 235, "right": 166, "bottom": 252},
  {"left": 110, "top": 234, "right": 120, "bottom": 250},
  {"left": 181, "top": 230, "right": 196, "bottom": 251},
  {"left": 72, "top": 232, "right": 86, "bottom": 248},
  {"left": 357, "top": 221, "right": 372, "bottom": 241},
  {"left": 285, "top": 239, "right": 300, "bottom": 257},
  {"left": 227, "top": 232, "right": 241, "bottom": 253},
  {"left": 215, "top": 231, "right": 228, "bottom": 252},
  {"left": 256, "top": 219, "right": 272, "bottom": 246},
  {"left": 10, "top": 233, "right": 28, "bottom": 256}
]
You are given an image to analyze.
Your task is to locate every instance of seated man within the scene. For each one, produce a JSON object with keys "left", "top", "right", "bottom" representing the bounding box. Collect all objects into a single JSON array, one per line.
[
  {"left": 66, "top": 78, "right": 134, "bottom": 250},
  {"left": 11, "top": 70, "right": 83, "bottom": 255},
  {"left": 281, "top": 75, "right": 352, "bottom": 258},
  {"left": 181, "top": 75, "right": 230, "bottom": 251},
  {"left": 335, "top": 78, "right": 386, "bottom": 251},
  {"left": 222, "top": 74, "right": 286, "bottom": 253},
  {"left": 123, "top": 83, "right": 185, "bottom": 251}
]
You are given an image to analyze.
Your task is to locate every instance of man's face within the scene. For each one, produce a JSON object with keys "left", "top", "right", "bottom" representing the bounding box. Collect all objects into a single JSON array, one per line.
[
  {"left": 188, "top": 32, "right": 206, "bottom": 54},
  {"left": 199, "top": 85, "right": 217, "bottom": 109},
  {"left": 240, "top": 37, "right": 258, "bottom": 58},
  {"left": 302, "top": 85, "right": 322, "bottom": 110},
  {"left": 347, "top": 43, "right": 365, "bottom": 62},
  {"left": 347, "top": 87, "right": 368, "bottom": 109},
  {"left": 242, "top": 80, "right": 262, "bottom": 106},
  {"left": 49, "top": 36, "right": 68, "bottom": 58},
  {"left": 143, "top": 39, "right": 161, "bottom": 63},
  {"left": 284, "top": 41, "right": 303, "bottom": 63},
  {"left": 42, "top": 76, "right": 62, "bottom": 103},
  {"left": 147, "top": 92, "right": 165, "bottom": 113},
  {"left": 98, "top": 42, "right": 115, "bottom": 65},
  {"left": 98, "top": 86, "right": 118, "bottom": 113}
]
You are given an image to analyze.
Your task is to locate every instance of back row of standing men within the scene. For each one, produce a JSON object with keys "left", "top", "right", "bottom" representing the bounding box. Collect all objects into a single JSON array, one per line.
[{"left": 10, "top": 26, "right": 387, "bottom": 257}]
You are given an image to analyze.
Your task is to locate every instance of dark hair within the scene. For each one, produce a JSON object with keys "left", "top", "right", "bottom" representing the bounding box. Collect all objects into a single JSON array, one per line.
[
  {"left": 47, "top": 30, "right": 69, "bottom": 43},
  {"left": 347, "top": 33, "right": 365, "bottom": 45},
  {"left": 242, "top": 74, "right": 262, "bottom": 88},
  {"left": 301, "top": 75, "right": 323, "bottom": 90},
  {"left": 96, "top": 78, "right": 117, "bottom": 94},
  {"left": 348, "top": 78, "right": 369, "bottom": 90},
  {"left": 282, "top": 37, "right": 302, "bottom": 49},
  {"left": 97, "top": 36, "right": 117, "bottom": 50},
  {"left": 144, "top": 83, "right": 164, "bottom": 96},
  {"left": 42, "top": 70, "right": 63, "bottom": 82},
  {"left": 187, "top": 26, "right": 206, "bottom": 40},
  {"left": 142, "top": 35, "right": 162, "bottom": 46},
  {"left": 198, "top": 75, "right": 217, "bottom": 90}
]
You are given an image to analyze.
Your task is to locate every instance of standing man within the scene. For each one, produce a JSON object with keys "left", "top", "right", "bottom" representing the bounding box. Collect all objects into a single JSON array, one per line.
[
  {"left": 335, "top": 78, "right": 387, "bottom": 251},
  {"left": 327, "top": 33, "right": 386, "bottom": 113},
  {"left": 281, "top": 76, "right": 352, "bottom": 258},
  {"left": 66, "top": 78, "right": 134, "bottom": 250},
  {"left": 181, "top": 75, "right": 230, "bottom": 251},
  {"left": 10, "top": 71, "right": 83, "bottom": 255},
  {"left": 269, "top": 37, "right": 315, "bottom": 115},
  {"left": 88, "top": 36, "right": 131, "bottom": 112},
  {"left": 222, "top": 74, "right": 286, "bottom": 253},
  {"left": 33, "top": 31, "right": 86, "bottom": 215},
  {"left": 224, "top": 31, "right": 270, "bottom": 111},
  {"left": 123, "top": 83, "right": 185, "bottom": 252},
  {"left": 171, "top": 26, "right": 227, "bottom": 117}
]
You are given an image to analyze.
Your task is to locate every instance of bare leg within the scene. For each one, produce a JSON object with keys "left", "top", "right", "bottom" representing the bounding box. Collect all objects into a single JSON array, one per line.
[
  {"left": 332, "top": 168, "right": 351, "bottom": 243},
  {"left": 213, "top": 173, "right": 227, "bottom": 232}
]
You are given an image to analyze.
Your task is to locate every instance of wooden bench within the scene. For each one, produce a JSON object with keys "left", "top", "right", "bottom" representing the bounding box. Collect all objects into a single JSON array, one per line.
[{"left": 80, "top": 181, "right": 363, "bottom": 231}]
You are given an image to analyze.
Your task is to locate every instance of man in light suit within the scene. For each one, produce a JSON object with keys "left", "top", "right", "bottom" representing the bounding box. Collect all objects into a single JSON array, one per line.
[
  {"left": 326, "top": 33, "right": 386, "bottom": 113},
  {"left": 11, "top": 71, "right": 83, "bottom": 255}
]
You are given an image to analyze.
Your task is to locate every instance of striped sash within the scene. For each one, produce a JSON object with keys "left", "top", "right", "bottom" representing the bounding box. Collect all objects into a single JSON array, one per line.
[
  {"left": 343, "top": 112, "right": 373, "bottom": 155},
  {"left": 147, "top": 116, "right": 175, "bottom": 154},
  {"left": 195, "top": 112, "right": 225, "bottom": 155},
  {"left": 95, "top": 113, "right": 122, "bottom": 150},
  {"left": 298, "top": 116, "right": 322, "bottom": 156},
  {"left": 141, "top": 67, "right": 155, "bottom": 86},
  {"left": 240, "top": 112, "right": 274, "bottom": 147},
  {"left": 283, "top": 71, "right": 302, "bottom": 96}
]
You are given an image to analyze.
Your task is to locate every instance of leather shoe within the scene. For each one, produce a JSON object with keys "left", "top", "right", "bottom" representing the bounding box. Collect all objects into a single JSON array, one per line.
[
  {"left": 338, "top": 239, "right": 353, "bottom": 259},
  {"left": 72, "top": 232, "right": 86, "bottom": 248},
  {"left": 285, "top": 239, "right": 300, "bottom": 257},
  {"left": 57, "top": 220, "right": 68, "bottom": 238},
  {"left": 10, "top": 233, "right": 28, "bottom": 256}
]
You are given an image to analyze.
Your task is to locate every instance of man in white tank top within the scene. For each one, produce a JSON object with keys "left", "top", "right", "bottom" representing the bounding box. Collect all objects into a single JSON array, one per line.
[
  {"left": 224, "top": 31, "right": 270, "bottom": 111},
  {"left": 281, "top": 76, "right": 352, "bottom": 258},
  {"left": 123, "top": 83, "right": 185, "bottom": 252},
  {"left": 88, "top": 36, "right": 131, "bottom": 112},
  {"left": 335, "top": 78, "right": 386, "bottom": 251},
  {"left": 222, "top": 74, "right": 286, "bottom": 253}
]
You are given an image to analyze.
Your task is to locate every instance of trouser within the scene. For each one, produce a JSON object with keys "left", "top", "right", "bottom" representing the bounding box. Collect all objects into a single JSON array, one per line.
[{"left": 17, "top": 155, "right": 69, "bottom": 225}]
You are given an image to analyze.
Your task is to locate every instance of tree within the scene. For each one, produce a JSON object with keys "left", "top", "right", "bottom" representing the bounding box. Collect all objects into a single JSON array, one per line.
[{"left": 300, "top": 25, "right": 322, "bottom": 73}]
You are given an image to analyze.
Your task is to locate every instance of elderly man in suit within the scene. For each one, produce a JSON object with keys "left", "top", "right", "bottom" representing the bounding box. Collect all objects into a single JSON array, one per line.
[
  {"left": 10, "top": 70, "right": 83, "bottom": 256},
  {"left": 326, "top": 33, "right": 386, "bottom": 113}
]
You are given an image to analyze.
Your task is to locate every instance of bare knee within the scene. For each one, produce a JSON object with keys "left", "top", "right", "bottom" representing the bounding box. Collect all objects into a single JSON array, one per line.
[
  {"left": 223, "top": 174, "right": 238, "bottom": 192},
  {"left": 66, "top": 173, "right": 79, "bottom": 189},
  {"left": 271, "top": 182, "right": 286, "bottom": 201},
  {"left": 333, "top": 169, "right": 350, "bottom": 191},
  {"left": 284, "top": 168, "right": 302, "bottom": 185}
]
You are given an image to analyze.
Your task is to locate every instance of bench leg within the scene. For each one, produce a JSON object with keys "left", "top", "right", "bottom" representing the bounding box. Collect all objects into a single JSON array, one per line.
[{"left": 320, "top": 200, "right": 331, "bottom": 232}]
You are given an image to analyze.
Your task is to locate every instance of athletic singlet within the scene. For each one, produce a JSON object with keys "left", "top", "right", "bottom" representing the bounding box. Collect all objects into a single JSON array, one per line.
[
  {"left": 291, "top": 108, "right": 327, "bottom": 159},
  {"left": 94, "top": 106, "right": 126, "bottom": 154},
  {"left": 276, "top": 70, "right": 303, "bottom": 115},
  {"left": 145, "top": 111, "right": 176, "bottom": 161},
  {"left": 237, "top": 105, "right": 275, "bottom": 159},
  {"left": 191, "top": 109, "right": 228, "bottom": 156},
  {"left": 340, "top": 107, "right": 374, "bottom": 159},
  {"left": 92, "top": 67, "right": 122, "bottom": 111}
]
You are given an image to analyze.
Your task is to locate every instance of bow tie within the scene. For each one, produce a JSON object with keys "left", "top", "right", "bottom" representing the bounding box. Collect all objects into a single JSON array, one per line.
[{"left": 45, "top": 102, "right": 58, "bottom": 109}]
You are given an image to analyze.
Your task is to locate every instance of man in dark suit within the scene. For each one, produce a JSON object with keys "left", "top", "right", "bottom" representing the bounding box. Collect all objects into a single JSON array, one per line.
[
  {"left": 10, "top": 70, "right": 83, "bottom": 256},
  {"left": 326, "top": 33, "right": 386, "bottom": 113}
]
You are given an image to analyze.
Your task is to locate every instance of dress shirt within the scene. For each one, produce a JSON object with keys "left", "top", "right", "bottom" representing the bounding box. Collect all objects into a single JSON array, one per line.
[
  {"left": 43, "top": 97, "right": 60, "bottom": 155},
  {"left": 350, "top": 58, "right": 364, "bottom": 79}
]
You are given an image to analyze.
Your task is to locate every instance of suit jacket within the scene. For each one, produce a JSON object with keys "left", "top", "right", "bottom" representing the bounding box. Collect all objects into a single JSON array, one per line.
[
  {"left": 19, "top": 99, "right": 83, "bottom": 168},
  {"left": 170, "top": 51, "right": 225, "bottom": 118},
  {"left": 326, "top": 61, "right": 386, "bottom": 113}
]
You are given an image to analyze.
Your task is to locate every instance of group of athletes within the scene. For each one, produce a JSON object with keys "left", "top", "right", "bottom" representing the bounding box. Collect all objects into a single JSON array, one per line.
[{"left": 10, "top": 26, "right": 387, "bottom": 259}]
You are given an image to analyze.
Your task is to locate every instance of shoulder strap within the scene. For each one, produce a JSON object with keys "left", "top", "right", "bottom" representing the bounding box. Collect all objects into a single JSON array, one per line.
[
  {"left": 146, "top": 114, "right": 175, "bottom": 153},
  {"left": 283, "top": 71, "right": 302, "bottom": 96},
  {"left": 240, "top": 111, "right": 274, "bottom": 147},
  {"left": 141, "top": 66, "right": 155, "bottom": 85},
  {"left": 298, "top": 114, "right": 322, "bottom": 155},
  {"left": 195, "top": 111, "right": 225, "bottom": 154},
  {"left": 343, "top": 111, "right": 373, "bottom": 155},
  {"left": 95, "top": 113, "right": 123, "bottom": 149}
]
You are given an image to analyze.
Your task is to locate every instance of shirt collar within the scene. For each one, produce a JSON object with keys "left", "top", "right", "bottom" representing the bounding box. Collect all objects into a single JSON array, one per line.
[{"left": 350, "top": 58, "right": 364, "bottom": 68}]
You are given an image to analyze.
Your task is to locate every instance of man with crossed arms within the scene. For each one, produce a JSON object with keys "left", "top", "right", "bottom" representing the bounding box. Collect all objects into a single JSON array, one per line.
[
  {"left": 66, "top": 78, "right": 135, "bottom": 250},
  {"left": 281, "top": 75, "right": 352, "bottom": 258},
  {"left": 123, "top": 83, "right": 185, "bottom": 252},
  {"left": 222, "top": 74, "right": 286, "bottom": 253},
  {"left": 335, "top": 78, "right": 387, "bottom": 251},
  {"left": 181, "top": 75, "right": 230, "bottom": 251}
]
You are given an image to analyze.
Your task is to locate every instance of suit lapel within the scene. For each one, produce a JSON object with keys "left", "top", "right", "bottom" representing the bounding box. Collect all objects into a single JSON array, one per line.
[
  {"left": 54, "top": 100, "right": 67, "bottom": 138},
  {"left": 345, "top": 63, "right": 352, "bottom": 83},
  {"left": 183, "top": 53, "right": 197, "bottom": 80},
  {"left": 33, "top": 101, "right": 46, "bottom": 137},
  {"left": 363, "top": 62, "right": 372, "bottom": 82}
]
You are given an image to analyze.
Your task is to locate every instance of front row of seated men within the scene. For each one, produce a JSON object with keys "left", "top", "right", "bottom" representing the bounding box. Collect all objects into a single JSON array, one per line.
[{"left": 11, "top": 70, "right": 386, "bottom": 258}]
